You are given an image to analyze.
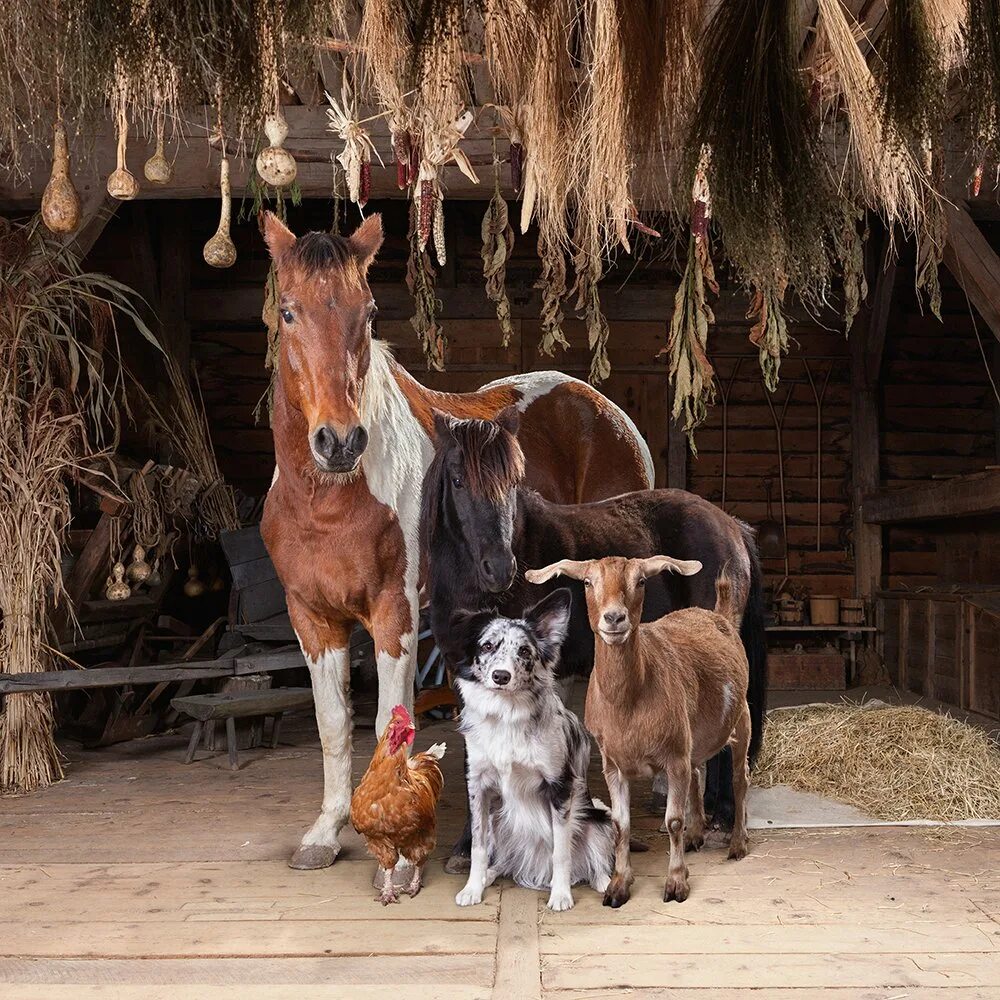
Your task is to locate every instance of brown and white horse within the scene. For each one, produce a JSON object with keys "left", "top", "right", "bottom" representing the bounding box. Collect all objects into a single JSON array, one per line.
[{"left": 259, "top": 212, "right": 653, "bottom": 870}]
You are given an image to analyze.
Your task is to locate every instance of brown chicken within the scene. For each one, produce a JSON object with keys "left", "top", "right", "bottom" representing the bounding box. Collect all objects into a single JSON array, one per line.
[{"left": 350, "top": 704, "right": 446, "bottom": 904}]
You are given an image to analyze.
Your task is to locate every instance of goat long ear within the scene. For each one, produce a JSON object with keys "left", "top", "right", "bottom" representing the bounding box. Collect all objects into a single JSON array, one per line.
[
  {"left": 525, "top": 559, "right": 590, "bottom": 584},
  {"left": 639, "top": 556, "right": 703, "bottom": 578},
  {"left": 524, "top": 587, "right": 571, "bottom": 663}
]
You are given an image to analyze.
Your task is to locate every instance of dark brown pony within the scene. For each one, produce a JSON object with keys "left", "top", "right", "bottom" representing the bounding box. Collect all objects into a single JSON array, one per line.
[
  {"left": 421, "top": 409, "right": 768, "bottom": 838},
  {"left": 258, "top": 213, "right": 654, "bottom": 870}
]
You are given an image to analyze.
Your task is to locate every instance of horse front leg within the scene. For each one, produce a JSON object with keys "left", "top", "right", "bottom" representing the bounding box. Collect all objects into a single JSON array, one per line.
[
  {"left": 288, "top": 608, "right": 353, "bottom": 870},
  {"left": 372, "top": 588, "right": 418, "bottom": 734}
]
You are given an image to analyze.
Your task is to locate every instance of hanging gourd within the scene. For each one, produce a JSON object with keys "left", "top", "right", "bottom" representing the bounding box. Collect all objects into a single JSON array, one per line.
[
  {"left": 256, "top": 112, "right": 297, "bottom": 189},
  {"left": 126, "top": 544, "right": 151, "bottom": 585},
  {"left": 105, "top": 563, "right": 132, "bottom": 601},
  {"left": 41, "top": 120, "right": 81, "bottom": 234},
  {"left": 143, "top": 101, "right": 171, "bottom": 185},
  {"left": 183, "top": 564, "right": 206, "bottom": 598},
  {"left": 203, "top": 158, "right": 237, "bottom": 268},
  {"left": 107, "top": 104, "right": 139, "bottom": 200}
]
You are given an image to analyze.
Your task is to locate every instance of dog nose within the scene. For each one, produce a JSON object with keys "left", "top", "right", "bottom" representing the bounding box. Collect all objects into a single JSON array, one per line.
[
  {"left": 491, "top": 670, "right": 511, "bottom": 686},
  {"left": 603, "top": 609, "right": 627, "bottom": 628}
]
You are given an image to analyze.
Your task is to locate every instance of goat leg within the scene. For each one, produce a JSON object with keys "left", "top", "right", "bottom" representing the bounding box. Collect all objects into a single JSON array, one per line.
[
  {"left": 602, "top": 763, "right": 633, "bottom": 908},
  {"left": 727, "top": 706, "right": 752, "bottom": 861},
  {"left": 663, "top": 758, "right": 691, "bottom": 902},
  {"left": 685, "top": 766, "right": 706, "bottom": 852}
]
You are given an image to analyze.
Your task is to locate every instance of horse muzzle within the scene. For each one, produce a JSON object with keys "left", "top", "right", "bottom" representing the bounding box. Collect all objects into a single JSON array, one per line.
[
  {"left": 310, "top": 423, "right": 369, "bottom": 474},
  {"left": 479, "top": 552, "right": 516, "bottom": 594}
]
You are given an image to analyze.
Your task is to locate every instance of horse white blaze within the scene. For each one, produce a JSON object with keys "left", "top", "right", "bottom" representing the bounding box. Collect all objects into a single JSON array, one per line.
[{"left": 299, "top": 647, "right": 352, "bottom": 855}]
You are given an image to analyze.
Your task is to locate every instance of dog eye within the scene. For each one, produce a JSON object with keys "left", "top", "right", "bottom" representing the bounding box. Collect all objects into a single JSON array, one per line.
[
  {"left": 518, "top": 645, "right": 531, "bottom": 658},
  {"left": 280, "top": 308, "right": 294, "bottom": 324},
  {"left": 480, "top": 639, "right": 493, "bottom": 652}
]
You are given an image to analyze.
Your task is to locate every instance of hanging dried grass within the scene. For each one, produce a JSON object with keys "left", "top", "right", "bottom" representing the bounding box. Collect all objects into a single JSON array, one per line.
[
  {"left": 966, "top": 0, "right": 1000, "bottom": 155},
  {"left": 756, "top": 701, "right": 1000, "bottom": 822},
  {"left": 689, "top": 0, "right": 831, "bottom": 297},
  {"left": 535, "top": 229, "right": 570, "bottom": 357},
  {"left": 571, "top": 248, "right": 612, "bottom": 385},
  {"left": 833, "top": 201, "right": 869, "bottom": 333},
  {"left": 482, "top": 151, "right": 515, "bottom": 348}
]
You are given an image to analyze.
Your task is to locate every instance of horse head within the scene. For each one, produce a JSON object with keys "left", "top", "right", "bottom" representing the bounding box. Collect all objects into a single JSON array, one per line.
[
  {"left": 423, "top": 407, "right": 525, "bottom": 594},
  {"left": 263, "top": 212, "right": 384, "bottom": 477}
]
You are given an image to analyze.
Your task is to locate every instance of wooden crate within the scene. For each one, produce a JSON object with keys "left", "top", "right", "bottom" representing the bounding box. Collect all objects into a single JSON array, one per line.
[{"left": 768, "top": 650, "right": 846, "bottom": 690}]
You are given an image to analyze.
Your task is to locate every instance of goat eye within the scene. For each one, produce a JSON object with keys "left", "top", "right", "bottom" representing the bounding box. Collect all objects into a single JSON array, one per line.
[
  {"left": 638, "top": 577, "right": 646, "bottom": 587},
  {"left": 280, "top": 308, "right": 294, "bottom": 324},
  {"left": 583, "top": 579, "right": 592, "bottom": 588}
]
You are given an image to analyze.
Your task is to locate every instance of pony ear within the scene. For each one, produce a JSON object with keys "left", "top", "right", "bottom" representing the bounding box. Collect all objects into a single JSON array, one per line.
[
  {"left": 524, "top": 587, "right": 571, "bottom": 660},
  {"left": 431, "top": 408, "right": 455, "bottom": 444},
  {"left": 496, "top": 404, "right": 521, "bottom": 439},
  {"left": 638, "top": 556, "right": 703, "bottom": 578},
  {"left": 349, "top": 213, "right": 384, "bottom": 268},
  {"left": 449, "top": 607, "right": 493, "bottom": 657},
  {"left": 261, "top": 211, "right": 296, "bottom": 260},
  {"left": 525, "top": 559, "right": 590, "bottom": 585}
]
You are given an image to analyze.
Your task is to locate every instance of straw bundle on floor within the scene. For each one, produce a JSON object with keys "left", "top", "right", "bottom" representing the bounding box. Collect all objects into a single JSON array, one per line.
[{"left": 755, "top": 701, "right": 1000, "bottom": 822}]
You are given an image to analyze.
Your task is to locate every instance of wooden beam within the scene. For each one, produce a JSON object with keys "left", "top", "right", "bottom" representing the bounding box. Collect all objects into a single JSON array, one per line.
[
  {"left": 863, "top": 239, "right": 897, "bottom": 385},
  {"left": 943, "top": 201, "right": 1000, "bottom": 343},
  {"left": 665, "top": 383, "right": 687, "bottom": 491},
  {"left": 863, "top": 469, "right": 1000, "bottom": 524},
  {"left": 67, "top": 190, "right": 118, "bottom": 260}
]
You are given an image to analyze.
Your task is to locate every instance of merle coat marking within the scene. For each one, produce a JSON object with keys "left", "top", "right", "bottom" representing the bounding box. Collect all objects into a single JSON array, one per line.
[{"left": 450, "top": 589, "right": 613, "bottom": 910}]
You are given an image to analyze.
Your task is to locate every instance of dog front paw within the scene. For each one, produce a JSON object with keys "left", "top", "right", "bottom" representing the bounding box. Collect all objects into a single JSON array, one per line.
[
  {"left": 546, "top": 886, "right": 575, "bottom": 911},
  {"left": 455, "top": 882, "right": 485, "bottom": 907}
]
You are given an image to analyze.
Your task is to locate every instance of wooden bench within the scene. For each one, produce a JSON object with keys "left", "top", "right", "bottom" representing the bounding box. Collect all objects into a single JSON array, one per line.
[{"left": 171, "top": 687, "right": 313, "bottom": 770}]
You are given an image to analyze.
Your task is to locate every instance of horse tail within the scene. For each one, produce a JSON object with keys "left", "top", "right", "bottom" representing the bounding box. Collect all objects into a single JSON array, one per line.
[{"left": 739, "top": 524, "right": 768, "bottom": 767}]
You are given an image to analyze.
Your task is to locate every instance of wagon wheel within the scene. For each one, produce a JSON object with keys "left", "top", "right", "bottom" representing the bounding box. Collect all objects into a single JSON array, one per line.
[{"left": 413, "top": 611, "right": 458, "bottom": 719}]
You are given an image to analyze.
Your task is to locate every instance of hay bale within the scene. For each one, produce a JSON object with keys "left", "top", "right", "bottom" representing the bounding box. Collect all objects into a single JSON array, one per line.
[{"left": 755, "top": 701, "right": 1000, "bottom": 822}]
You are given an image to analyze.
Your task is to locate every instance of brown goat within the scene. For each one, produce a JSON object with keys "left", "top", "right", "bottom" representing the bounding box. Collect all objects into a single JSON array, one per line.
[{"left": 526, "top": 555, "right": 751, "bottom": 907}]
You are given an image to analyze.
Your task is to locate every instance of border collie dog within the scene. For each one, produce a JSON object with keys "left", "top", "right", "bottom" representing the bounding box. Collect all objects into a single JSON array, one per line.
[{"left": 449, "top": 588, "right": 613, "bottom": 911}]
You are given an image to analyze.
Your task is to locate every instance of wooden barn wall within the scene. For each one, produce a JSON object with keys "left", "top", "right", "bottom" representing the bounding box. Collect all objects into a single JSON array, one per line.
[{"left": 80, "top": 200, "right": 998, "bottom": 604}]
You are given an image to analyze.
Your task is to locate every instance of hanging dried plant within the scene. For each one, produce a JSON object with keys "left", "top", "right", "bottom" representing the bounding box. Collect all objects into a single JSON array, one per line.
[
  {"left": 878, "top": 0, "right": 947, "bottom": 155},
  {"left": 834, "top": 202, "right": 869, "bottom": 334},
  {"left": 689, "top": 0, "right": 831, "bottom": 297},
  {"left": 535, "top": 229, "right": 570, "bottom": 357},
  {"left": 748, "top": 278, "right": 790, "bottom": 393},
  {"left": 413, "top": 0, "right": 469, "bottom": 129},
  {"left": 327, "top": 74, "right": 383, "bottom": 207},
  {"left": 966, "top": 0, "right": 1000, "bottom": 156},
  {"left": 571, "top": 248, "right": 612, "bottom": 385},
  {"left": 482, "top": 151, "right": 515, "bottom": 347},
  {"left": 407, "top": 201, "right": 445, "bottom": 370},
  {"left": 663, "top": 150, "right": 718, "bottom": 450},
  {"left": 916, "top": 189, "right": 946, "bottom": 320}
]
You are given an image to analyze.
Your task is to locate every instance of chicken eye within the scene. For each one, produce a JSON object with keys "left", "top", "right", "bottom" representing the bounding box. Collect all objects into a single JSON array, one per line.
[{"left": 280, "top": 308, "right": 294, "bottom": 324}]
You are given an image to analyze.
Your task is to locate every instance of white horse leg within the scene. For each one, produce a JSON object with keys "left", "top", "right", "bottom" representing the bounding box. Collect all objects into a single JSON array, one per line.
[
  {"left": 374, "top": 592, "right": 418, "bottom": 734},
  {"left": 290, "top": 646, "right": 353, "bottom": 870}
]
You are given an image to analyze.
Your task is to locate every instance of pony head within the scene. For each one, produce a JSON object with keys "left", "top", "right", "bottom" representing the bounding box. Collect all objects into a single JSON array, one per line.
[{"left": 263, "top": 212, "right": 384, "bottom": 478}]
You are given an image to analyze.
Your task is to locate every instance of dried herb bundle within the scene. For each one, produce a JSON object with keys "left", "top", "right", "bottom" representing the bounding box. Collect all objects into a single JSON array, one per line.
[
  {"left": 482, "top": 157, "right": 515, "bottom": 347},
  {"left": 966, "top": 0, "right": 1000, "bottom": 155}
]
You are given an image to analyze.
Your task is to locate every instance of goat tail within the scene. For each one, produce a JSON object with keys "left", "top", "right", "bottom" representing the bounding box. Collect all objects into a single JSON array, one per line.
[
  {"left": 713, "top": 562, "right": 739, "bottom": 624},
  {"left": 738, "top": 525, "right": 768, "bottom": 767}
]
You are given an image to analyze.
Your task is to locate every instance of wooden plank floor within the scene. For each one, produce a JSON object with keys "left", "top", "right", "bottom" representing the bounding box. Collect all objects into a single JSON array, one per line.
[{"left": 2, "top": 699, "right": 999, "bottom": 999}]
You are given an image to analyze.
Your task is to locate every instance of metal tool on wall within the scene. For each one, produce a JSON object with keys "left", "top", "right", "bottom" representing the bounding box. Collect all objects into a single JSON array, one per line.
[
  {"left": 803, "top": 359, "right": 833, "bottom": 552},
  {"left": 763, "top": 383, "right": 794, "bottom": 580}
]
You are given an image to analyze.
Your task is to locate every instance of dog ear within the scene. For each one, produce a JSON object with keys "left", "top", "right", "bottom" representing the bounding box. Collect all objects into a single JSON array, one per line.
[
  {"left": 524, "top": 587, "right": 572, "bottom": 663},
  {"left": 525, "top": 559, "right": 589, "bottom": 584}
]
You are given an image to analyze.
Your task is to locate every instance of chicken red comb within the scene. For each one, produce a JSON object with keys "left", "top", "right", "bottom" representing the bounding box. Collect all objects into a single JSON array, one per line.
[{"left": 390, "top": 704, "right": 412, "bottom": 726}]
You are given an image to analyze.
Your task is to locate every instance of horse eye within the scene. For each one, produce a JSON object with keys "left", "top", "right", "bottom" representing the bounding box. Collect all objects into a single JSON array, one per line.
[
  {"left": 452, "top": 476, "right": 463, "bottom": 489},
  {"left": 280, "top": 308, "right": 294, "bottom": 324}
]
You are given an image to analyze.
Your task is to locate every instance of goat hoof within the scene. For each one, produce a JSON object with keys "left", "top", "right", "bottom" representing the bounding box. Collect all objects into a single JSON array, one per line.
[
  {"left": 728, "top": 840, "right": 748, "bottom": 861},
  {"left": 602, "top": 878, "right": 631, "bottom": 909},
  {"left": 663, "top": 876, "right": 690, "bottom": 903}
]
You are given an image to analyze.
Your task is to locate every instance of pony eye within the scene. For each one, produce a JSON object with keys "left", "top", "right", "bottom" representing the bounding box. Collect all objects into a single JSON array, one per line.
[
  {"left": 280, "top": 308, "right": 294, "bottom": 324},
  {"left": 452, "top": 476, "right": 464, "bottom": 489}
]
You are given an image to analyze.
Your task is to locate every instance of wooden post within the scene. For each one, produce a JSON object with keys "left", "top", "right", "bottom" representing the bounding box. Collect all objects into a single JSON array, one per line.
[
  {"left": 851, "top": 232, "right": 896, "bottom": 604},
  {"left": 665, "top": 381, "right": 688, "bottom": 491}
]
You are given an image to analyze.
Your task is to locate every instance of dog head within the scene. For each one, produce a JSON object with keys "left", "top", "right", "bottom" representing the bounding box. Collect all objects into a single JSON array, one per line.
[{"left": 450, "top": 588, "right": 572, "bottom": 694}]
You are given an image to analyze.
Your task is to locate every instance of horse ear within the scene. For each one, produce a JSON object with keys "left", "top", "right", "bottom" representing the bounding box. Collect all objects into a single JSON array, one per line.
[
  {"left": 496, "top": 404, "right": 521, "bottom": 439},
  {"left": 431, "top": 408, "right": 455, "bottom": 444},
  {"left": 524, "top": 587, "right": 572, "bottom": 661},
  {"left": 261, "top": 211, "right": 296, "bottom": 260},
  {"left": 349, "top": 213, "right": 384, "bottom": 268},
  {"left": 638, "top": 556, "right": 703, "bottom": 578},
  {"left": 525, "top": 560, "right": 590, "bottom": 584}
]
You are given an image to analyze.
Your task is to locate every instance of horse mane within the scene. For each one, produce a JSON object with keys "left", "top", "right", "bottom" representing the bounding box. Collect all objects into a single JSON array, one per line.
[
  {"left": 277, "top": 230, "right": 363, "bottom": 286},
  {"left": 420, "top": 416, "right": 525, "bottom": 548}
]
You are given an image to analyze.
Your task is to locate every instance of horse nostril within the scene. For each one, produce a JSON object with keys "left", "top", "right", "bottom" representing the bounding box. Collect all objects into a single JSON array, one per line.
[
  {"left": 481, "top": 558, "right": 496, "bottom": 581},
  {"left": 491, "top": 670, "right": 511, "bottom": 686},
  {"left": 345, "top": 425, "right": 368, "bottom": 456},
  {"left": 313, "top": 425, "right": 338, "bottom": 459}
]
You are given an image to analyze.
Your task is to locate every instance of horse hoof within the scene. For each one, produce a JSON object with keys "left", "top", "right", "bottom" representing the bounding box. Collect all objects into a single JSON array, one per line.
[
  {"left": 444, "top": 853, "right": 472, "bottom": 875},
  {"left": 288, "top": 844, "right": 339, "bottom": 870}
]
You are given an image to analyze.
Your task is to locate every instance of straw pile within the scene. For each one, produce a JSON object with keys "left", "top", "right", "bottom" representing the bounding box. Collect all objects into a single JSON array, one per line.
[{"left": 755, "top": 701, "right": 1000, "bottom": 822}]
